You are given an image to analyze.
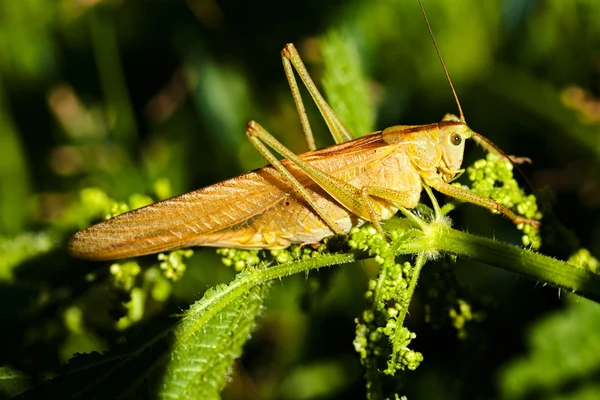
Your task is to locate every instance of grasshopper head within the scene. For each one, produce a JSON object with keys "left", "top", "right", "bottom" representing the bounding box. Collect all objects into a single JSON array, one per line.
[{"left": 438, "top": 114, "right": 473, "bottom": 182}]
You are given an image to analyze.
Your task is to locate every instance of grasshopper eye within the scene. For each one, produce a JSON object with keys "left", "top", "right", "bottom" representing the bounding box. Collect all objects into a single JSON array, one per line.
[{"left": 450, "top": 133, "right": 462, "bottom": 146}]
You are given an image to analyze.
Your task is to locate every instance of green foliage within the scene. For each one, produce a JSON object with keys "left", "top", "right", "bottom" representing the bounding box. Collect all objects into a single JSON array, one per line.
[
  {"left": 160, "top": 280, "right": 270, "bottom": 399},
  {"left": 491, "top": 251, "right": 600, "bottom": 399},
  {"left": 0, "top": 232, "right": 55, "bottom": 281},
  {"left": 0, "top": 81, "right": 31, "bottom": 235},
  {"left": 321, "top": 30, "right": 376, "bottom": 137},
  {"left": 0, "top": 0, "right": 56, "bottom": 81},
  {"left": 499, "top": 297, "right": 600, "bottom": 400}
]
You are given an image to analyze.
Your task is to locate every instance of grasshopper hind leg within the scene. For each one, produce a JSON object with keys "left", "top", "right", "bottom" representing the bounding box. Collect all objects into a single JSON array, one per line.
[
  {"left": 281, "top": 43, "right": 354, "bottom": 148},
  {"left": 246, "top": 121, "right": 426, "bottom": 237},
  {"left": 245, "top": 121, "right": 346, "bottom": 236}
]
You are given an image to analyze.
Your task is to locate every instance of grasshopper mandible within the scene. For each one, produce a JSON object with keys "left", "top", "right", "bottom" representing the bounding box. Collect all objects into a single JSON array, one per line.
[{"left": 68, "top": 2, "right": 539, "bottom": 261}]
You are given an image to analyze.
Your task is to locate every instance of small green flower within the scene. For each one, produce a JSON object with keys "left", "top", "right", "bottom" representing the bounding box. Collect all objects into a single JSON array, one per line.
[
  {"left": 216, "top": 248, "right": 261, "bottom": 271},
  {"left": 110, "top": 261, "right": 141, "bottom": 290},
  {"left": 466, "top": 153, "right": 542, "bottom": 250},
  {"left": 158, "top": 249, "right": 193, "bottom": 280},
  {"left": 350, "top": 224, "right": 423, "bottom": 375},
  {"left": 568, "top": 248, "right": 599, "bottom": 273}
]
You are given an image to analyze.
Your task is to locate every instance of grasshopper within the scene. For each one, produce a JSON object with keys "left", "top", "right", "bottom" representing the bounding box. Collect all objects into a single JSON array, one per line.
[{"left": 68, "top": 2, "right": 539, "bottom": 261}]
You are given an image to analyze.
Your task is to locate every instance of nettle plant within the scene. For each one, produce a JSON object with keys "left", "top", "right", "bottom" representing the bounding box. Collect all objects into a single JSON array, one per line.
[
  {"left": 12, "top": 27, "right": 600, "bottom": 400},
  {"left": 52, "top": 154, "right": 597, "bottom": 400}
]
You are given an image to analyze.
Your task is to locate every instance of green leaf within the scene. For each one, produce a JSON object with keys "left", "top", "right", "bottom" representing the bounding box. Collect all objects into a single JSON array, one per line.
[
  {"left": 159, "top": 279, "right": 270, "bottom": 399},
  {"left": 321, "top": 31, "right": 376, "bottom": 138},
  {"left": 18, "top": 277, "right": 270, "bottom": 399}
]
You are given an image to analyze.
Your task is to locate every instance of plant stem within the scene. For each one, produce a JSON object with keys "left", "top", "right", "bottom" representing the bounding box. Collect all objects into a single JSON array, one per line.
[
  {"left": 193, "top": 222, "right": 600, "bottom": 339},
  {"left": 428, "top": 226, "right": 600, "bottom": 302},
  {"left": 396, "top": 252, "right": 426, "bottom": 329}
]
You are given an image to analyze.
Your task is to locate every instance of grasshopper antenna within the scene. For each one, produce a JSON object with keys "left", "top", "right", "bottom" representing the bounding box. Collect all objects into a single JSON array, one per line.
[
  {"left": 418, "top": 1, "right": 548, "bottom": 231},
  {"left": 418, "top": 1, "right": 527, "bottom": 177},
  {"left": 418, "top": 0, "right": 465, "bottom": 122},
  {"left": 419, "top": 1, "right": 528, "bottom": 183}
]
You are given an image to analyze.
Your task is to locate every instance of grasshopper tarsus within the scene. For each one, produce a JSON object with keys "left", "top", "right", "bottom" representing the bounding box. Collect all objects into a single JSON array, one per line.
[
  {"left": 520, "top": 217, "right": 541, "bottom": 230},
  {"left": 281, "top": 43, "right": 295, "bottom": 58},
  {"left": 491, "top": 199, "right": 540, "bottom": 229},
  {"left": 509, "top": 156, "right": 533, "bottom": 165}
]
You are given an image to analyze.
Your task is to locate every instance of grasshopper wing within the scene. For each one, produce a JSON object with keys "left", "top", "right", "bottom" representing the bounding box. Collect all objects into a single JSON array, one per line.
[{"left": 68, "top": 133, "right": 407, "bottom": 260}]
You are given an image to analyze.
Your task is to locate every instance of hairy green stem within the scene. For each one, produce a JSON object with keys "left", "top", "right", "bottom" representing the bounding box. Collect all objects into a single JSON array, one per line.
[
  {"left": 148, "top": 223, "right": 598, "bottom": 398},
  {"left": 194, "top": 225, "right": 600, "bottom": 334},
  {"left": 396, "top": 252, "right": 426, "bottom": 329},
  {"left": 178, "top": 221, "right": 600, "bottom": 350},
  {"left": 178, "top": 252, "right": 363, "bottom": 343},
  {"left": 428, "top": 226, "right": 600, "bottom": 302}
]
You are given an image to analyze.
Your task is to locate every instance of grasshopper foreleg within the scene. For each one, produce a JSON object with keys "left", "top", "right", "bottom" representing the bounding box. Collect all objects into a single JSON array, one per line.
[
  {"left": 423, "top": 184, "right": 443, "bottom": 221},
  {"left": 423, "top": 173, "right": 540, "bottom": 228}
]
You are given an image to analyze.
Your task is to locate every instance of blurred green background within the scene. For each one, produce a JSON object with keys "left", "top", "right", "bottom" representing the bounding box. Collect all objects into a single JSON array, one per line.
[{"left": 1, "top": 0, "right": 600, "bottom": 399}]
